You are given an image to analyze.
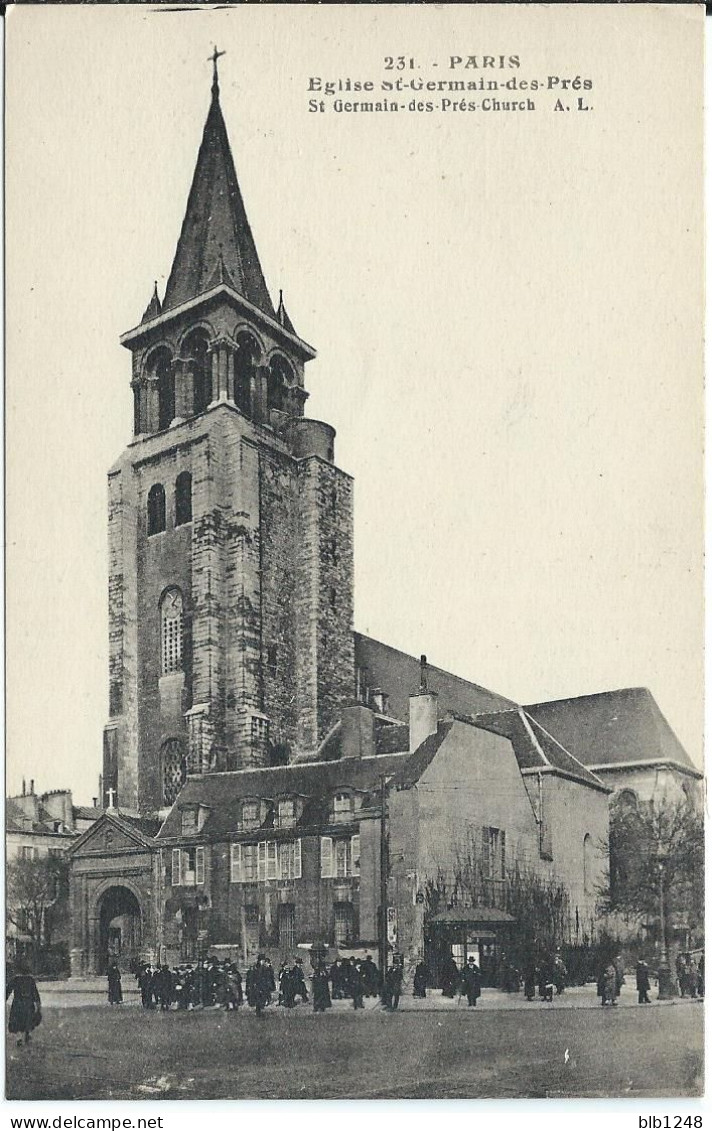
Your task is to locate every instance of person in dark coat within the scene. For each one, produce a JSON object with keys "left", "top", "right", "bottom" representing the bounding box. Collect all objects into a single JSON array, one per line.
[
  {"left": 107, "top": 960, "right": 123, "bottom": 1005},
  {"left": 441, "top": 955, "right": 461, "bottom": 998},
  {"left": 137, "top": 963, "right": 155, "bottom": 1009},
  {"left": 280, "top": 964, "right": 296, "bottom": 1008},
  {"left": 553, "top": 951, "right": 567, "bottom": 995},
  {"left": 635, "top": 960, "right": 651, "bottom": 1004},
  {"left": 697, "top": 953, "right": 704, "bottom": 998},
  {"left": 6, "top": 963, "right": 42, "bottom": 1046},
  {"left": 461, "top": 956, "right": 482, "bottom": 1007},
  {"left": 253, "top": 956, "right": 274, "bottom": 1016},
  {"left": 523, "top": 957, "right": 537, "bottom": 1002},
  {"left": 292, "top": 959, "right": 309, "bottom": 1003},
  {"left": 385, "top": 957, "right": 404, "bottom": 1011},
  {"left": 361, "top": 955, "right": 379, "bottom": 996},
  {"left": 155, "top": 965, "right": 173, "bottom": 1010},
  {"left": 347, "top": 957, "right": 365, "bottom": 1009},
  {"left": 413, "top": 959, "right": 428, "bottom": 998},
  {"left": 312, "top": 963, "right": 332, "bottom": 1012},
  {"left": 245, "top": 962, "right": 258, "bottom": 1007}
]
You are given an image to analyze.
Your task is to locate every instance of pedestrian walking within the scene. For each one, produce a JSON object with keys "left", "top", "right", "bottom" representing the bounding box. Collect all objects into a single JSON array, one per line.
[
  {"left": 413, "top": 959, "right": 428, "bottom": 998},
  {"left": 384, "top": 956, "right": 404, "bottom": 1011},
  {"left": 441, "top": 954, "right": 460, "bottom": 998},
  {"left": 347, "top": 957, "right": 365, "bottom": 1009},
  {"left": 697, "top": 953, "right": 704, "bottom": 998},
  {"left": 6, "top": 962, "right": 42, "bottom": 1046},
  {"left": 635, "top": 959, "right": 651, "bottom": 1004},
  {"left": 461, "top": 955, "right": 482, "bottom": 1007},
  {"left": 107, "top": 960, "right": 123, "bottom": 1004},
  {"left": 599, "top": 961, "right": 618, "bottom": 1006},
  {"left": 312, "top": 963, "right": 332, "bottom": 1012}
]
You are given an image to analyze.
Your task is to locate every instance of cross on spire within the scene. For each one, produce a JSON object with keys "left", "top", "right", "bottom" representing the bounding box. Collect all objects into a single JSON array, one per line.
[
  {"left": 106, "top": 786, "right": 117, "bottom": 810},
  {"left": 209, "top": 46, "right": 226, "bottom": 97}
]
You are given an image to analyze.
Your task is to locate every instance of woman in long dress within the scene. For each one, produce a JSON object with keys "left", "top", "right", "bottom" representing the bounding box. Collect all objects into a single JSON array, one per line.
[
  {"left": 107, "top": 960, "right": 123, "bottom": 1004},
  {"left": 6, "top": 962, "right": 42, "bottom": 1046}
]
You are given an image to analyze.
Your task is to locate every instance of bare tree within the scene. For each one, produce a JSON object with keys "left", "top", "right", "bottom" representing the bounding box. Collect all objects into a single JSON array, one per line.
[
  {"left": 599, "top": 795, "right": 703, "bottom": 939},
  {"left": 6, "top": 855, "right": 69, "bottom": 958}
]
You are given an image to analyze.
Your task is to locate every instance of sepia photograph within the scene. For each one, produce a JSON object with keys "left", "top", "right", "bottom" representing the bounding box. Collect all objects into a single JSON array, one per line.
[{"left": 5, "top": 2, "right": 704, "bottom": 1103}]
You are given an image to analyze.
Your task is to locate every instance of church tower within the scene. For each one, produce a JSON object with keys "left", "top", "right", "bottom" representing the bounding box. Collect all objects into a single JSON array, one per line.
[{"left": 103, "top": 57, "right": 354, "bottom": 816}]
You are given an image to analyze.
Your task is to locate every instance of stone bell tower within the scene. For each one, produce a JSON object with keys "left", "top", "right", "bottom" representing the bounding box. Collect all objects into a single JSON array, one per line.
[{"left": 103, "top": 55, "right": 354, "bottom": 816}]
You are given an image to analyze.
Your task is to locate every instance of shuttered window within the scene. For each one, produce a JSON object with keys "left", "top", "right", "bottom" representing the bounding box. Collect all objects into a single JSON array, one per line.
[
  {"left": 172, "top": 848, "right": 181, "bottom": 886},
  {"left": 266, "top": 841, "right": 278, "bottom": 880},
  {"left": 322, "top": 835, "right": 358, "bottom": 878},
  {"left": 195, "top": 846, "right": 205, "bottom": 885},
  {"left": 321, "top": 836, "right": 334, "bottom": 878},
  {"left": 230, "top": 843, "right": 242, "bottom": 883}
]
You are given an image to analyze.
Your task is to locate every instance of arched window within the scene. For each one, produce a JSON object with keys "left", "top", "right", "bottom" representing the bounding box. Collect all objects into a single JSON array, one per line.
[
  {"left": 148, "top": 348, "right": 174, "bottom": 431},
  {"left": 175, "top": 471, "right": 192, "bottom": 526},
  {"left": 614, "top": 788, "right": 639, "bottom": 813},
  {"left": 267, "top": 356, "right": 293, "bottom": 413},
  {"left": 160, "top": 588, "right": 184, "bottom": 675},
  {"left": 161, "top": 738, "right": 186, "bottom": 807},
  {"left": 183, "top": 330, "right": 211, "bottom": 416},
  {"left": 583, "top": 833, "right": 594, "bottom": 896},
  {"left": 147, "top": 483, "right": 166, "bottom": 535},
  {"left": 234, "top": 332, "right": 260, "bottom": 415}
]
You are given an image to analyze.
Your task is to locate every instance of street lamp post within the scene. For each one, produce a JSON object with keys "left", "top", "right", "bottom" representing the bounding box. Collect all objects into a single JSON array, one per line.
[{"left": 657, "top": 850, "right": 673, "bottom": 999}]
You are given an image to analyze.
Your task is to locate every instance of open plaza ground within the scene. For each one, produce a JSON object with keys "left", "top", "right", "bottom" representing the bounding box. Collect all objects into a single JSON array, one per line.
[{"left": 6, "top": 981, "right": 703, "bottom": 1100}]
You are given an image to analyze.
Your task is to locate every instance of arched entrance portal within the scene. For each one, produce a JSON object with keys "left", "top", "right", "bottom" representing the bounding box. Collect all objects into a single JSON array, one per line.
[{"left": 97, "top": 886, "right": 142, "bottom": 974}]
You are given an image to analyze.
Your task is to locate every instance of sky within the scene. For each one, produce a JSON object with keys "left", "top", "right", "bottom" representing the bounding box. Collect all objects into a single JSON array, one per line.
[{"left": 6, "top": 4, "right": 704, "bottom": 803}]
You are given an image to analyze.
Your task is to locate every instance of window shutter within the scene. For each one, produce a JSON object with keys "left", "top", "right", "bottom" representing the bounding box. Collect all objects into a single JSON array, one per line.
[
  {"left": 500, "top": 830, "right": 506, "bottom": 879},
  {"left": 481, "top": 827, "right": 490, "bottom": 879},
  {"left": 351, "top": 834, "right": 360, "bottom": 877},
  {"left": 230, "top": 843, "right": 242, "bottom": 883},
  {"left": 320, "top": 836, "right": 334, "bottom": 878},
  {"left": 294, "top": 839, "right": 302, "bottom": 879},
  {"left": 196, "top": 846, "right": 205, "bottom": 885},
  {"left": 258, "top": 841, "right": 267, "bottom": 882},
  {"left": 267, "top": 841, "right": 278, "bottom": 880},
  {"left": 171, "top": 848, "right": 181, "bottom": 886}
]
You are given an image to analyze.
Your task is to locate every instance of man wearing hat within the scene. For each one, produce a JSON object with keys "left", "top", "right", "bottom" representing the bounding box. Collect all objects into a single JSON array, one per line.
[{"left": 462, "top": 955, "right": 482, "bottom": 1007}]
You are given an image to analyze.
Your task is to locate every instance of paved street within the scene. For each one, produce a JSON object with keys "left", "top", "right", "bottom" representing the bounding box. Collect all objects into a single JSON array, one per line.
[{"left": 6, "top": 984, "right": 703, "bottom": 1100}]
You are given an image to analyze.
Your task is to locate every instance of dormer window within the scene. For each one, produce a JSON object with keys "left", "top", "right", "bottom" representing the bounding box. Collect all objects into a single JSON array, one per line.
[
  {"left": 180, "top": 804, "right": 209, "bottom": 836},
  {"left": 241, "top": 800, "right": 260, "bottom": 831},
  {"left": 333, "top": 792, "right": 353, "bottom": 821},
  {"left": 277, "top": 798, "right": 296, "bottom": 829}
]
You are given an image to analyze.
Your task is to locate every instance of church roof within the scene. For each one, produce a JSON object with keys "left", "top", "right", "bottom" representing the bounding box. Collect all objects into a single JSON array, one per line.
[
  {"left": 523, "top": 687, "right": 699, "bottom": 775},
  {"left": 354, "top": 633, "right": 515, "bottom": 722},
  {"left": 162, "top": 77, "right": 274, "bottom": 318},
  {"left": 468, "top": 708, "right": 609, "bottom": 792}
]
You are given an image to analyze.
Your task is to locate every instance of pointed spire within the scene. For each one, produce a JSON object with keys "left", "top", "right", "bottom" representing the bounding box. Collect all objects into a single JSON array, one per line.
[
  {"left": 162, "top": 56, "right": 274, "bottom": 318},
  {"left": 141, "top": 281, "right": 162, "bottom": 324},
  {"left": 276, "top": 289, "right": 297, "bottom": 335}
]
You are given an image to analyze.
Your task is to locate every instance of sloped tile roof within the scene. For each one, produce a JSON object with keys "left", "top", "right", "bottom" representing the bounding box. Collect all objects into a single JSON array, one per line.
[
  {"left": 354, "top": 633, "right": 515, "bottom": 722},
  {"left": 469, "top": 709, "right": 609, "bottom": 791},
  {"left": 156, "top": 753, "right": 411, "bottom": 842},
  {"left": 524, "top": 688, "right": 698, "bottom": 773}
]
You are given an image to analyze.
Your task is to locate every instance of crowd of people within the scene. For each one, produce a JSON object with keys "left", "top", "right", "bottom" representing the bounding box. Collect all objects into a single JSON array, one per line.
[
  {"left": 675, "top": 951, "right": 704, "bottom": 999},
  {"left": 106, "top": 951, "right": 406, "bottom": 1015},
  {"left": 101, "top": 946, "right": 705, "bottom": 1016}
]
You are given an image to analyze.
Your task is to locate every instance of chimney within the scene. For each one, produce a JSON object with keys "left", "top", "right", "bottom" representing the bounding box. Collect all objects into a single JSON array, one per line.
[
  {"left": 29, "top": 779, "right": 35, "bottom": 795},
  {"left": 341, "top": 704, "right": 375, "bottom": 760},
  {"left": 409, "top": 655, "right": 438, "bottom": 753},
  {"left": 22, "top": 778, "right": 26, "bottom": 797},
  {"left": 92, "top": 798, "right": 98, "bottom": 809}
]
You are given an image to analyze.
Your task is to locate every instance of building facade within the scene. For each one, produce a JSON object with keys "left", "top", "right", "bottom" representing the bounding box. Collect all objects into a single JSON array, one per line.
[{"left": 68, "top": 61, "right": 698, "bottom": 981}]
